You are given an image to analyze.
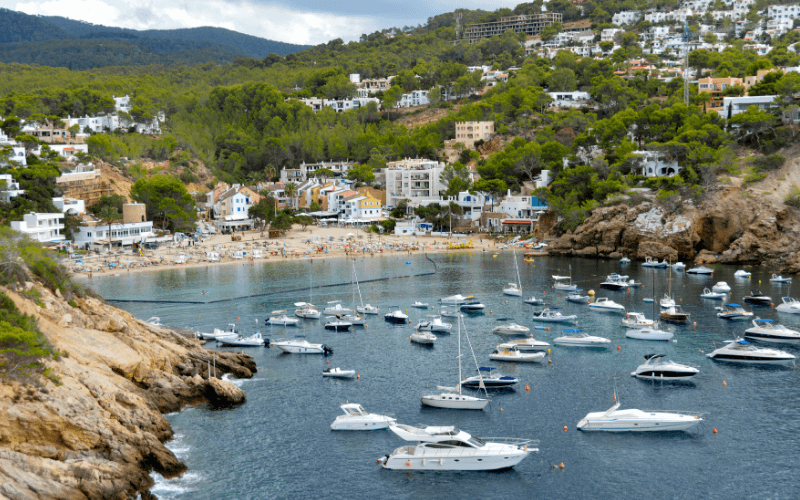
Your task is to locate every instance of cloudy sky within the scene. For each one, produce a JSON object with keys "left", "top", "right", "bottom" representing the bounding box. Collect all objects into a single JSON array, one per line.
[{"left": 5, "top": 0, "right": 519, "bottom": 46}]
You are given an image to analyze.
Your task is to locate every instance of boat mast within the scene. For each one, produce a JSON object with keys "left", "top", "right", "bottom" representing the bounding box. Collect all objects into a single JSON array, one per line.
[
  {"left": 352, "top": 260, "right": 365, "bottom": 308},
  {"left": 457, "top": 313, "right": 462, "bottom": 396},
  {"left": 514, "top": 246, "right": 522, "bottom": 291}
]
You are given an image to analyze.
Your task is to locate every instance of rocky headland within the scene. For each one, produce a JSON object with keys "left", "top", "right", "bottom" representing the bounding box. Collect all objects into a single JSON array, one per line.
[{"left": 0, "top": 282, "right": 255, "bottom": 499}]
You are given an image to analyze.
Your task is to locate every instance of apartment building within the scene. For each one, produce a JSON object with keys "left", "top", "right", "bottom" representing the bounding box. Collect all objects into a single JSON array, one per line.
[
  {"left": 612, "top": 11, "right": 642, "bottom": 25},
  {"left": 698, "top": 76, "right": 744, "bottom": 109},
  {"left": 385, "top": 158, "right": 446, "bottom": 207},
  {"left": 454, "top": 121, "right": 494, "bottom": 148},
  {"left": 298, "top": 97, "right": 381, "bottom": 113},
  {"left": 0, "top": 174, "right": 23, "bottom": 203},
  {"left": 279, "top": 160, "right": 354, "bottom": 183},
  {"left": 463, "top": 13, "right": 562, "bottom": 44},
  {"left": 10, "top": 212, "right": 65, "bottom": 243}
]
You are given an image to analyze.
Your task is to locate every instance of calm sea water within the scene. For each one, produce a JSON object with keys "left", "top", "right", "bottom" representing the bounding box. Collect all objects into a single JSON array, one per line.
[{"left": 80, "top": 254, "right": 800, "bottom": 500}]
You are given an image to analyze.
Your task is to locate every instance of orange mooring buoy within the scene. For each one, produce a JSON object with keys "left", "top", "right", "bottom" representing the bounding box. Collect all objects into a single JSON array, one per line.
[
  {"left": 357, "top": 374, "right": 360, "bottom": 379},
  {"left": 563, "top": 426, "right": 568, "bottom": 431},
  {"left": 713, "top": 428, "right": 718, "bottom": 434},
  {"left": 525, "top": 384, "right": 530, "bottom": 392}
]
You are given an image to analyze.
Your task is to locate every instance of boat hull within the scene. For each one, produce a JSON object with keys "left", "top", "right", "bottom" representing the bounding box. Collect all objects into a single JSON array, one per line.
[
  {"left": 632, "top": 372, "right": 698, "bottom": 381},
  {"left": 385, "top": 315, "right": 409, "bottom": 324},
  {"left": 325, "top": 324, "right": 352, "bottom": 331},
  {"left": 381, "top": 449, "right": 529, "bottom": 470},
  {"left": 707, "top": 354, "right": 796, "bottom": 365},
  {"left": 625, "top": 330, "right": 674, "bottom": 341},
  {"left": 776, "top": 305, "right": 800, "bottom": 314},
  {"left": 744, "top": 331, "right": 800, "bottom": 344},
  {"left": 502, "top": 289, "right": 522, "bottom": 296},
  {"left": 274, "top": 344, "right": 324, "bottom": 354},
  {"left": 295, "top": 311, "right": 321, "bottom": 319},
  {"left": 577, "top": 418, "right": 701, "bottom": 432},
  {"left": 218, "top": 340, "right": 264, "bottom": 347},
  {"left": 420, "top": 395, "right": 489, "bottom": 410},
  {"left": 331, "top": 420, "right": 393, "bottom": 431},
  {"left": 489, "top": 352, "right": 545, "bottom": 362}
]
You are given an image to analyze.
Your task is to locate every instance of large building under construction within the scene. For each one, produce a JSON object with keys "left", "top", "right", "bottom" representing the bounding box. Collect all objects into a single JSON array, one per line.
[{"left": 463, "top": 13, "right": 563, "bottom": 43}]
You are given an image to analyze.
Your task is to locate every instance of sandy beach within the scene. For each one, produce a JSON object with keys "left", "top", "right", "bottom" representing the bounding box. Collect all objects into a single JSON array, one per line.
[{"left": 69, "top": 224, "right": 523, "bottom": 278}]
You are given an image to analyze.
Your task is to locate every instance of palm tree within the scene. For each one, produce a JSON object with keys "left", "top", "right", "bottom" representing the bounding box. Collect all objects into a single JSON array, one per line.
[
  {"left": 284, "top": 182, "right": 297, "bottom": 210},
  {"left": 97, "top": 206, "right": 122, "bottom": 253}
]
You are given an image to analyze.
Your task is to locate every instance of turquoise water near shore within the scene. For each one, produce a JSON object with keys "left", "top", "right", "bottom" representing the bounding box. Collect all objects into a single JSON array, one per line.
[{"left": 80, "top": 254, "right": 800, "bottom": 499}]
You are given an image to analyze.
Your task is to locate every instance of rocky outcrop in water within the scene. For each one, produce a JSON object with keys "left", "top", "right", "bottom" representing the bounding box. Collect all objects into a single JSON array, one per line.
[{"left": 0, "top": 284, "right": 255, "bottom": 499}]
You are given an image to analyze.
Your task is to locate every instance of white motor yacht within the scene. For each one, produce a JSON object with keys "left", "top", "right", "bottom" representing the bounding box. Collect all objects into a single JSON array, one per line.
[
  {"left": 331, "top": 404, "right": 395, "bottom": 431},
  {"left": 553, "top": 329, "right": 611, "bottom": 348},
  {"left": 743, "top": 290, "right": 772, "bottom": 306},
  {"left": 599, "top": 275, "right": 629, "bottom": 291},
  {"left": 734, "top": 269, "right": 752, "bottom": 278},
  {"left": 625, "top": 326, "right": 674, "bottom": 341},
  {"left": 631, "top": 354, "right": 699, "bottom": 381},
  {"left": 378, "top": 424, "right": 535, "bottom": 471},
  {"left": 620, "top": 256, "right": 631, "bottom": 264},
  {"left": 410, "top": 331, "right": 437, "bottom": 345},
  {"left": 716, "top": 303, "right": 754, "bottom": 321},
  {"left": 566, "top": 290, "right": 591, "bottom": 303},
  {"left": 356, "top": 303, "right": 379, "bottom": 315},
  {"left": 294, "top": 302, "right": 321, "bottom": 319},
  {"left": 776, "top": 296, "right": 800, "bottom": 314},
  {"left": 706, "top": 338, "right": 797, "bottom": 365},
  {"left": 385, "top": 306, "right": 409, "bottom": 324},
  {"left": 589, "top": 297, "right": 626, "bottom": 313},
  {"left": 532, "top": 307, "right": 577, "bottom": 323},
  {"left": 672, "top": 262, "right": 686, "bottom": 270},
  {"left": 770, "top": 274, "right": 792, "bottom": 284},
  {"left": 523, "top": 296, "right": 546, "bottom": 305},
  {"left": 411, "top": 301, "right": 430, "bottom": 308},
  {"left": 323, "top": 367, "right": 356, "bottom": 379},
  {"left": 492, "top": 323, "right": 530, "bottom": 335},
  {"left": 577, "top": 401, "right": 703, "bottom": 432},
  {"left": 460, "top": 300, "right": 486, "bottom": 312},
  {"left": 323, "top": 301, "right": 353, "bottom": 315},
  {"left": 218, "top": 332, "right": 266, "bottom": 347},
  {"left": 712, "top": 282, "right": 731, "bottom": 293},
  {"left": 460, "top": 367, "right": 519, "bottom": 389},
  {"left": 440, "top": 294, "right": 470, "bottom": 305},
  {"left": 701, "top": 288, "right": 727, "bottom": 299},
  {"left": 266, "top": 311, "right": 300, "bottom": 326},
  {"left": 621, "top": 312, "right": 655, "bottom": 329},
  {"left": 490, "top": 346, "right": 546, "bottom": 363},
  {"left": 416, "top": 315, "right": 452, "bottom": 332},
  {"left": 686, "top": 266, "right": 714, "bottom": 275},
  {"left": 324, "top": 317, "right": 353, "bottom": 331},
  {"left": 744, "top": 318, "right": 800, "bottom": 344},
  {"left": 274, "top": 335, "right": 332, "bottom": 355},
  {"left": 499, "top": 336, "right": 550, "bottom": 352},
  {"left": 642, "top": 257, "right": 669, "bottom": 268}
]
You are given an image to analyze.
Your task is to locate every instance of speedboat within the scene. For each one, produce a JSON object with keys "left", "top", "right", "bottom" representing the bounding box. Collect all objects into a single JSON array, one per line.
[
  {"left": 620, "top": 256, "right": 631, "bottom": 265},
  {"left": 712, "top": 281, "right": 731, "bottom": 293},
  {"left": 410, "top": 331, "right": 437, "bottom": 345},
  {"left": 385, "top": 306, "right": 409, "bottom": 324},
  {"left": 502, "top": 283, "right": 522, "bottom": 296},
  {"left": 716, "top": 303, "right": 753, "bottom": 321},
  {"left": 744, "top": 318, "right": 800, "bottom": 344},
  {"left": 589, "top": 297, "right": 626, "bottom": 313},
  {"left": 553, "top": 329, "right": 611, "bottom": 348},
  {"left": 642, "top": 257, "right": 669, "bottom": 268},
  {"left": 700, "top": 288, "right": 726, "bottom": 300},
  {"left": 331, "top": 404, "right": 395, "bottom": 430},
  {"left": 323, "top": 300, "right": 353, "bottom": 315},
  {"left": 492, "top": 323, "right": 530, "bottom": 335},
  {"left": 706, "top": 338, "right": 797, "bottom": 365},
  {"left": 356, "top": 303, "right": 380, "bottom": 315},
  {"left": 335, "top": 312, "right": 365, "bottom": 326},
  {"left": 566, "top": 290, "right": 591, "bottom": 303},
  {"left": 460, "top": 367, "right": 519, "bottom": 389},
  {"left": 672, "top": 262, "right": 686, "bottom": 270},
  {"left": 743, "top": 290, "right": 772, "bottom": 306},
  {"left": 460, "top": 300, "right": 486, "bottom": 313},
  {"left": 523, "top": 296, "right": 545, "bottom": 305},
  {"left": 660, "top": 304, "right": 689, "bottom": 323},
  {"left": 378, "top": 424, "right": 535, "bottom": 471},
  {"left": 416, "top": 315, "right": 452, "bottom": 332},
  {"left": 770, "top": 274, "right": 792, "bottom": 284},
  {"left": 274, "top": 335, "right": 332, "bottom": 355},
  {"left": 411, "top": 301, "right": 430, "bottom": 308},
  {"left": 218, "top": 331, "right": 266, "bottom": 347},
  {"left": 621, "top": 312, "right": 655, "bottom": 329},
  {"left": 577, "top": 401, "right": 703, "bottom": 432},
  {"left": 531, "top": 307, "right": 577, "bottom": 323},
  {"left": 599, "top": 275, "right": 629, "bottom": 290},
  {"left": 197, "top": 323, "right": 237, "bottom": 341},
  {"left": 631, "top": 354, "right": 699, "bottom": 381},
  {"left": 266, "top": 310, "right": 300, "bottom": 326},
  {"left": 686, "top": 265, "right": 714, "bottom": 275},
  {"left": 324, "top": 317, "right": 353, "bottom": 331},
  {"left": 490, "top": 346, "right": 546, "bottom": 363},
  {"left": 323, "top": 367, "right": 356, "bottom": 379},
  {"left": 776, "top": 296, "right": 800, "bottom": 314},
  {"left": 734, "top": 269, "right": 752, "bottom": 278},
  {"left": 498, "top": 336, "right": 550, "bottom": 351},
  {"left": 625, "top": 326, "right": 674, "bottom": 341},
  {"left": 440, "top": 294, "right": 470, "bottom": 305},
  {"left": 294, "top": 302, "right": 321, "bottom": 319}
]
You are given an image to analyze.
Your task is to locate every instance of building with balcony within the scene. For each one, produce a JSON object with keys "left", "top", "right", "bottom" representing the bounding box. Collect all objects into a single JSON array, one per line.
[
  {"left": 10, "top": 212, "right": 65, "bottom": 243},
  {"left": 52, "top": 197, "right": 85, "bottom": 215},
  {"left": 463, "top": 13, "right": 562, "bottom": 44},
  {"left": 454, "top": 121, "right": 494, "bottom": 148},
  {"left": 698, "top": 76, "right": 744, "bottom": 110},
  {"left": 0, "top": 174, "right": 24, "bottom": 203},
  {"left": 385, "top": 158, "right": 446, "bottom": 207},
  {"left": 73, "top": 220, "right": 155, "bottom": 249}
]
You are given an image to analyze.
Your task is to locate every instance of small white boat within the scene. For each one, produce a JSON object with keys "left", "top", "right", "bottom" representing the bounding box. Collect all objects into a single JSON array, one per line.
[
  {"left": 294, "top": 302, "right": 321, "bottom": 319},
  {"left": 734, "top": 269, "right": 752, "bottom": 278},
  {"left": 490, "top": 345, "right": 546, "bottom": 363},
  {"left": 266, "top": 311, "right": 300, "bottom": 326},
  {"left": 577, "top": 401, "right": 703, "bottom": 432},
  {"left": 492, "top": 323, "right": 530, "bottom": 335},
  {"left": 589, "top": 297, "right": 626, "bottom": 313},
  {"left": 440, "top": 294, "right": 470, "bottom": 305},
  {"left": 625, "top": 326, "right": 674, "bottom": 341},
  {"left": 642, "top": 257, "right": 669, "bottom": 268},
  {"left": 631, "top": 354, "right": 699, "bottom": 381},
  {"left": 439, "top": 306, "right": 463, "bottom": 318},
  {"left": 672, "top": 262, "right": 686, "bottom": 270},
  {"left": 411, "top": 301, "right": 430, "bottom": 308},
  {"left": 523, "top": 296, "right": 546, "bottom": 305},
  {"left": 686, "top": 265, "right": 714, "bottom": 275},
  {"left": 659, "top": 294, "right": 675, "bottom": 308},
  {"left": 553, "top": 280, "right": 578, "bottom": 291},
  {"left": 498, "top": 335, "right": 550, "bottom": 351},
  {"left": 146, "top": 317, "right": 162, "bottom": 326},
  {"left": 502, "top": 283, "right": 522, "bottom": 296},
  {"left": 620, "top": 257, "right": 631, "bottom": 265},
  {"left": 743, "top": 290, "right": 772, "bottom": 306},
  {"left": 643, "top": 298, "right": 655, "bottom": 303},
  {"left": 378, "top": 424, "right": 535, "bottom": 471},
  {"left": 553, "top": 329, "right": 611, "bottom": 348},
  {"left": 356, "top": 303, "right": 380, "bottom": 315},
  {"left": 566, "top": 290, "right": 591, "bottom": 303},
  {"left": 531, "top": 307, "right": 577, "bottom": 323},
  {"left": 460, "top": 300, "right": 486, "bottom": 312},
  {"left": 770, "top": 274, "right": 792, "bottom": 284},
  {"left": 660, "top": 304, "right": 690, "bottom": 323},
  {"left": 385, "top": 306, "right": 409, "bottom": 324},
  {"left": 716, "top": 303, "right": 753, "bottom": 321},
  {"left": 776, "top": 296, "right": 800, "bottom": 314},
  {"left": 416, "top": 315, "right": 452, "bottom": 332},
  {"left": 621, "top": 312, "right": 655, "bottom": 329},
  {"left": 323, "top": 300, "right": 353, "bottom": 315},
  {"left": 324, "top": 317, "right": 353, "bottom": 331},
  {"left": 460, "top": 367, "right": 519, "bottom": 389},
  {"left": 410, "top": 331, "right": 437, "bottom": 345},
  {"left": 706, "top": 338, "right": 797, "bottom": 365},
  {"left": 218, "top": 331, "right": 266, "bottom": 347},
  {"left": 323, "top": 367, "right": 356, "bottom": 379},
  {"left": 335, "top": 313, "right": 365, "bottom": 326},
  {"left": 700, "top": 288, "right": 727, "bottom": 300},
  {"left": 599, "top": 275, "right": 630, "bottom": 290},
  {"left": 197, "top": 323, "right": 237, "bottom": 341},
  {"left": 712, "top": 281, "right": 731, "bottom": 293},
  {"left": 274, "top": 335, "right": 332, "bottom": 355},
  {"left": 744, "top": 318, "right": 800, "bottom": 344},
  {"left": 331, "top": 404, "right": 395, "bottom": 431}
]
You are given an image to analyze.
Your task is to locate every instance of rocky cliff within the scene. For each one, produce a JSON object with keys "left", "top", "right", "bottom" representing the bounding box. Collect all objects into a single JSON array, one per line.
[
  {"left": 0, "top": 283, "right": 256, "bottom": 500},
  {"left": 546, "top": 155, "right": 800, "bottom": 273}
]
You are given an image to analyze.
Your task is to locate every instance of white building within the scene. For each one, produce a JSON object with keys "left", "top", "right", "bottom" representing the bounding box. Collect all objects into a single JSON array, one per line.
[
  {"left": 0, "top": 174, "right": 24, "bottom": 203},
  {"left": 612, "top": 11, "right": 642, "bottom": 25},
  {"left": 397, "top": 90, "right": 431, "bottom": 108},
  {"left": 341, "top": 194, "right": 383, "bottom": 221},
  {"left": 298, "top": 97, "right": 381, "bottom": 113},
  {"left": 10, "top": 212, "right": 65, "bottom": 243},
  {"left": 497, "top": 192, "right": 549, "bottom": 219},
  {"left": 385, "top": 158, "right": 446, "bottom": 207},
  {"left": 547, "top": 91, "right": 593, "bottom": 108},
  {"left": 280, "top": 160, "right": 354, "bottom": 183},
  {"left": 52, "top": 197, "right": 85, "bottom": 215},
  {"left": 768, "top": 4, "right": 800, "bottom": 22},
  {"left": 601, "top": 28, "right": 623, "bottom": 42},
  {"left": 33, "top": 144, "right": 89, "bottom": 160},
  {"left": 113, "top": 95, "right": 132, "bottom": 113},
  {"left": 633, "top": 151, "right": 682, "bottom": 177},
  {"left": 718, "top": 95, "right": 778, "bottom": 118},
  {"left": 73, "top": 221, "right": 155, "bottom": 248}
]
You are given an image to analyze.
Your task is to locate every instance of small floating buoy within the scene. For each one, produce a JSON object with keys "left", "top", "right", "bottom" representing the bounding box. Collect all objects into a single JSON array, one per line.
[
  {"left": 500, "top": 407, "right": 504, "bottom": 411},
  {"left": 365, "top": 324, "right": 368, "bottom": 328},
  {"left": 237, "top": 317, "right": 240, "bottom": 321},
  {"left": 771, "top": 303, "right": 775, "bottom": 307},
  {"left": 693, "top": 322, "right": 697, "bottom": 326},
  {"left": 713, "top": 428, "right": 718, "bottom": 434},
  {"left": 406, "top": 460, "right": 412, "bottom": 466},
  {"left": 327, "top": 360, "right": 330, "bottom": 364},
  {"left": 346, "top": 400, "right": 348, "bottom": 403},
  {"left": 490, "top": 311, "right": 493, "bottom": 314},
  {"left": 559, "top": 462, "right": 564, "bottom": 468},
  {"left": 722, "top": 380, "right": 727, "bottom": 386},
  {"left": 547, "top": 348, "right": 551, "bottom": 354},
  {"left": 563, "top": 426, "right": 568, "bottom": 431},
  {"left": 525, "top": 384, "right": 530, "bottom": 392},
  {"left": 617, "top": 345, "right": 621, "bottom": 350},
  {"left": 548, "top": 359, "right": 552, "bottom": 364},
  {"left": 505, "top": 300, "right": 508, "bottom": 304},
  {"left": 357, "top": 374, "right": 360, "bottom": 379}
]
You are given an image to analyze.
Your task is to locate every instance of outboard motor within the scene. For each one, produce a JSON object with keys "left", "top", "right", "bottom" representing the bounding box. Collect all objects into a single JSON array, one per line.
[
  {"left": 644, "top": 354, "right": 655, "bottom": 360},
  {"left": 263, "top": 338, "right": 271, "bottom": 347},
  {"left": 322, "top": 345, "right": 333, "bottom": 356}
]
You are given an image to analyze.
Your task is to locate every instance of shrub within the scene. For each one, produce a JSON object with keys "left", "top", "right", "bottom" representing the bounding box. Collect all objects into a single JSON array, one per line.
[
  {"left": 752, "top": 154, "right": 786, "bottom": 172},
  {"left": 786, "top": 186, "right": 800, "bottom": 207},
  {"left": 743, "top": 170, "right": 767, "bottom": 185},
  {"left": 0, "top": 292, "right": 59, "bottom": 385}
]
